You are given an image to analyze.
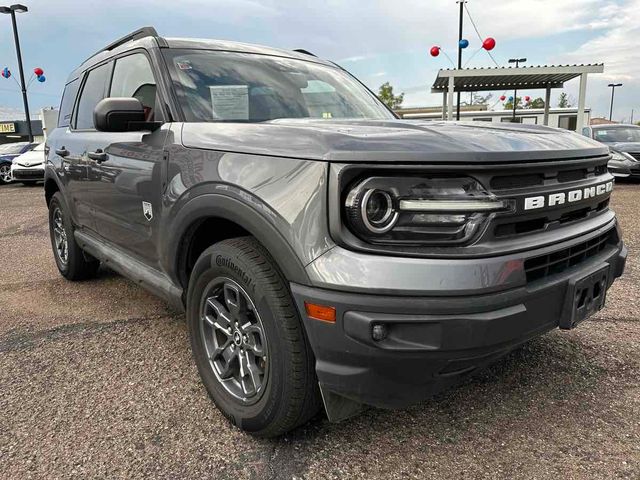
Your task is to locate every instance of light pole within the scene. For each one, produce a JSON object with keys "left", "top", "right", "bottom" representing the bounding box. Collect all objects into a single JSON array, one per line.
[
  {"left": 0, "top": 4, "right": 33, "bottom": 143},
  {"left": 608, "top": 83, "right": 622, "bottom": 122},
  {"left": 508, "top": 57, "right": 526, "bottom": 122},
  {"left": 455, "top": 0, "right": 467, "bottom": 121}
]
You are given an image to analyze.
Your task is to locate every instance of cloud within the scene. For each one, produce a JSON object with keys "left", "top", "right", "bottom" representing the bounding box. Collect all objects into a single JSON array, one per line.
[{"left": 338, "top": 55, "right": 370, "bottom": 63}]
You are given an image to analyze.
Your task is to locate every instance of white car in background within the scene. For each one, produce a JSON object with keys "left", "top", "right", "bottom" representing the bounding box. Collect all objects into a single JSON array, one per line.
[{"left": 11, "top": 143, "right": 46, "bottom": 184}]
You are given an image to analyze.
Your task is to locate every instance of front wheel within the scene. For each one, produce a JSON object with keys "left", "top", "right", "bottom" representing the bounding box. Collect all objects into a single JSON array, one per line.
[{"left": 187, "top": 237, "right": 320, "bottom": 437}]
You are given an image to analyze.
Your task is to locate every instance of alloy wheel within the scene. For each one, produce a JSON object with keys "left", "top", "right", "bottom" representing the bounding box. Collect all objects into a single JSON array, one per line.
[
  {"left": 52, "top": 207, "right": 68, "bottom": 264},
  {"left": 200, "top": 277, "right": 268, "bottom": 404},
  {"left": 0, "top": 164, "right": 11, "bottom": 183}
]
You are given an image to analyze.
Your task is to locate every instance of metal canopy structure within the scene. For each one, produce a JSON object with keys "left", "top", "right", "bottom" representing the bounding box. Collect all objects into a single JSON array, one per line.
[{"left": 432, "top": 64, "right": 604, "bottom": 132}]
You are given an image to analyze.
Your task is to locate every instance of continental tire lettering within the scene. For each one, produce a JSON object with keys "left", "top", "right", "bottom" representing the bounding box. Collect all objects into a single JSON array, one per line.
[{"left": 215, "top": 255, "right": 255, "bottom": 291}]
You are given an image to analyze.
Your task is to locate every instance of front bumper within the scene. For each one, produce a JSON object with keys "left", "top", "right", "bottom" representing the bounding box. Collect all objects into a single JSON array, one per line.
[
  {"left": 291, "top": 226, "right": 626, "bottom": 409},
  {"left": 11, "top": 165, "right": 44, "bottom": 181}
]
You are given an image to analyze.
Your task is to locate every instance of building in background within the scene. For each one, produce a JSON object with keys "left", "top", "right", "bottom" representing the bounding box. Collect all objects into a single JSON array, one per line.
[
  {"left": 0, "top": 107, "right": 58, "bottom": 145},
  {"left": 0, "top": 119, "right": 43, "bottom": 145},
  {"left": 395, "top": 107, "right": 591, "bottom": 130}
]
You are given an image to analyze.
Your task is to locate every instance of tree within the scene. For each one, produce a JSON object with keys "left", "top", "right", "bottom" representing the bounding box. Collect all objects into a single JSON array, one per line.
[
  {"left": 378, "top": 82, "right": 404, "bottom": 110},
  {"left": 528, "top": 97, "right": 545, "bottom": 109},
  {"left": 557, "top": 92, "right": 574, "bottom": 108},
  {"left": 504, "top": 96, "right": 545, "bottom": 110},
  {"left": 503, "top": 96, "right": 523, "bottom": 110},
  {"left": 472, "top": 93, "right": 493, "bottom": 105}
]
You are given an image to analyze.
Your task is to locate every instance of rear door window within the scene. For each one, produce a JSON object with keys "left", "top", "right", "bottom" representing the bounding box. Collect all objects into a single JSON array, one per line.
[
  {"left": 75, "top": 62, "right": 111, "bottom": 130},
  {"left": 58, "top": 79, "right": 80, "bottom": 128}
]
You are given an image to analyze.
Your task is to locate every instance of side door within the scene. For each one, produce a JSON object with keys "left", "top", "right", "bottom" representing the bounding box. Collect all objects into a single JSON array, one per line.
[
  {"left": 50, "top": 66, "right": 110, "bottom": 231},
  {"left": 84, "top": 51, "right": 169, "bottom": 267},
  {"left": 60, "top": 62, "right": 112, "bottom": 231}
]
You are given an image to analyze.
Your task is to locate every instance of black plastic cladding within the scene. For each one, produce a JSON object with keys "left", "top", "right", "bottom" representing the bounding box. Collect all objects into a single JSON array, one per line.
[{"left": 330, "top": 155, "right": 613, "bottom": 259}]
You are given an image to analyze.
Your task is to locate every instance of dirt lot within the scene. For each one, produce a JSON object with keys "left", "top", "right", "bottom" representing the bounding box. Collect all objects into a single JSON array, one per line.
[{"left": 0, "top": 182, "right": 638, "bottom": 479}]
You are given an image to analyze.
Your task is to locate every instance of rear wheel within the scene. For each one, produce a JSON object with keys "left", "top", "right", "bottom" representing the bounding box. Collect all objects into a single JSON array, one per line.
[
  {"left": 187, "top": 237, "right": 320, "bottom": 437},
  {"left": 48, "top": 192, "right": 99, "bottom": 280},
  {"left": 0, "top": 164, "right": 12, "bottom": 184}
]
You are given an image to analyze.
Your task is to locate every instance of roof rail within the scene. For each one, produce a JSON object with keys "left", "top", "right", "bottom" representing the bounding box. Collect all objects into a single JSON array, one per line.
[
  {"left": 293, "top": 48, "right": 317, "bottom": 57},
  {"left": 101, "top": 26, "right": 161, "bottom": 52}
]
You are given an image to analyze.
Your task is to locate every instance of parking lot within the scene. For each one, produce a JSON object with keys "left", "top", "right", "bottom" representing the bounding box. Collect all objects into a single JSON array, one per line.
[{"left": 0, "top": 182, "right": 638, "bottom": 479}]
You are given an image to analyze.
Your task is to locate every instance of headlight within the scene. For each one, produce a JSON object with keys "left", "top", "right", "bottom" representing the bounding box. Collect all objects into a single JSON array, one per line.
[
  {"left": 344, "top": 176, "right": 514, "bottom": 246},
  {"left": 610, "top": 150, "right": 633, "bottom": 162}
]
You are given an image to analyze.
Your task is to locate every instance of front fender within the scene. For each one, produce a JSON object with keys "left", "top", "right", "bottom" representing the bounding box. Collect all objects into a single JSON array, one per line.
[{"left": 163, "top": 191, "right": 312, "bottom": 286}]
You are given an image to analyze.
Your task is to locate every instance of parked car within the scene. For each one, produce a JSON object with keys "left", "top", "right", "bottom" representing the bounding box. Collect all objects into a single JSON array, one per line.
[
  {"left": 0, "top": 142, "right": 37, "bottom": 184},
  {"left": 11, "top": 143, "right": 46, "bottom": 184},
  {"left": 583, "top": 124, "right": 640, "bottom": 178},
  {"left": 45, "top": 27, "right": 626, "bottom": 437}
]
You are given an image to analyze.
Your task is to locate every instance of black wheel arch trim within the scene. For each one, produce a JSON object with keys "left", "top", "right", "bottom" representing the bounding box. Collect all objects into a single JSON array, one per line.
[{"left": 166, "top": 193, "right": 311, "bottom": 288}]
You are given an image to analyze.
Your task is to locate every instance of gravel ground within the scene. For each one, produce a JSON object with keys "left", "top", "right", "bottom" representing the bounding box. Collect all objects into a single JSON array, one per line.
[{"left": 0, "top": 182, "right": 638, "bottom": 479}]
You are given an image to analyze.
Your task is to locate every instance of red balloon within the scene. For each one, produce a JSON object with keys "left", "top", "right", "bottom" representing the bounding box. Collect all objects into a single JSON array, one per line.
[
  {"left": 34, "top": 67, "right": 44, "bottom": 77},
  {"left": 482, "top": 37, "right": 496, "bottom": 51},
  {"left": 500, "top": 95, "right": 506, "bottom": 101},
  {"left": 430, "top": 46, "right": 440, "bottom": 57},
  {"left": 524, "top": 96, "right": 531, "bottom": 102}
]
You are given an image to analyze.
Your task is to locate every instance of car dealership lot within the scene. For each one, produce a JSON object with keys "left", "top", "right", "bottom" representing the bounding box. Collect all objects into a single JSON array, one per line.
[{"left": 0, "top": 183, "right": 638, "bottom": 479}]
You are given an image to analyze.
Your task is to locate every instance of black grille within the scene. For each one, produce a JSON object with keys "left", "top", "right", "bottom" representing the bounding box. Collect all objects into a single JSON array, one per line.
[
  {"left": 524, "top": 230, "right": 614, "bottom": 282},
  {"left": 12, "top": 169, "right": 43, "bottom": 180}
]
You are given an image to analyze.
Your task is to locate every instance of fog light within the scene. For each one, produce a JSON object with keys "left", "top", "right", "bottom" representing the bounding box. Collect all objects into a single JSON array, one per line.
[{"left": 371, "top": 324, "right": 388, "bottom": 342}]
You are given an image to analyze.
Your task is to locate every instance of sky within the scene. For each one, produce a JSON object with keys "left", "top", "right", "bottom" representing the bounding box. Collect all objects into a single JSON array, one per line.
[{"left": 0, "top": 0, "right": 638, "bottom": 122}]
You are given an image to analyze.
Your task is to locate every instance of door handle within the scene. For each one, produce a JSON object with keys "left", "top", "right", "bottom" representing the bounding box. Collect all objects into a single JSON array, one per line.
[
  {"left": 88, "top": 149, "right": 108, "bottom": 163},
  {"left": 55, "top": 147, "right": 70, "bottom": 158}
]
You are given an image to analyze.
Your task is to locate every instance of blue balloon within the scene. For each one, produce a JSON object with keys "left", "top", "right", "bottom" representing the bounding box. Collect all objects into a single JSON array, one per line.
[
  {"left": 459, "top": 39, "right": 469, "bottom": 49},
  {"left": 1, "top": 67, "right": 10, "bottom": 79},
  {"left": 508, "top": 96, "right": 514, "bottom": 102},
  {"left": 37, "top": 75, "right": 46, "bottom": 83}
]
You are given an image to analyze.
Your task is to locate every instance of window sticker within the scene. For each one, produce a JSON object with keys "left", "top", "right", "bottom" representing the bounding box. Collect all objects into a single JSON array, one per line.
[
  {"left": 176, "top": 61, "right": 192, "bottom": 70},
  {"left": 209, "top": 85, "right": 249, "bottom": 121}
]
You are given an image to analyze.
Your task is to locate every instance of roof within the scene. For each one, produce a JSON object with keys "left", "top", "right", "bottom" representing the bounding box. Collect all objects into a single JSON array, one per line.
[
  {"left": 69, "top": 27, "right": 332, "bottom": 82},
  {"left": 592, "top": 123, "right": 639, "bottom": 129},
  {"left": 164, "top": 38, "right": 333, "bottom": 66},
  {"left": 432, "top": 64, "right": 604, "bottom": 93}
]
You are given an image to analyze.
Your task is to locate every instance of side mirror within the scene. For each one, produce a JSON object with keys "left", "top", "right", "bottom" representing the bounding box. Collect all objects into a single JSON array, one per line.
[{"left": 94, "top": 97, "right": 156, "bottom": 132}]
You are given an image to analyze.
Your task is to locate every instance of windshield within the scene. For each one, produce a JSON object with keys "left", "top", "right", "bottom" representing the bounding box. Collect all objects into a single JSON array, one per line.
[
  {"left": 594, "top": 127, "right": 640, "bottom": 143},
  {"left": 163, "top": 49, "right": 393, "bottom": 123},
  {"left": 0, "top": 142, "right": 28, "bottom": 155}
]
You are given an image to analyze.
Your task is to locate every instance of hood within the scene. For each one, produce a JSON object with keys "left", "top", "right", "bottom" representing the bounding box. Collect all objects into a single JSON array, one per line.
[
  {"left": 13, "top": 149, "right": 45, "bottom": 166},
  {"left": 181, "top": 119, "right": 609, "bottom": 163},
  {"left": 608, "top": 142, "right": 640, "bottom": 153}
]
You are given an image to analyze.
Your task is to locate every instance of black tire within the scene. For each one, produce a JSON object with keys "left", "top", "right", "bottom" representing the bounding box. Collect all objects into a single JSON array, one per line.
[
  {"left": 187, "top": 236, "right": 320, "bottom": 437},
  {"left": 48, "top": 192, "right": 99, "bottom": 280}
]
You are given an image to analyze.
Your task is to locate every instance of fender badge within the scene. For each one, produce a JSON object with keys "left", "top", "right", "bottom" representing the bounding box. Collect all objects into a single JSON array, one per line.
[{"left": 142, "top": 201, "right": 153, "bottom": 221}]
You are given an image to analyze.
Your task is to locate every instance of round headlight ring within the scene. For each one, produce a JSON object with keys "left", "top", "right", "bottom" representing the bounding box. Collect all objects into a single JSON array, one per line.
[{"left": 360, "top": 189, "right": 398, "bottom": 234}]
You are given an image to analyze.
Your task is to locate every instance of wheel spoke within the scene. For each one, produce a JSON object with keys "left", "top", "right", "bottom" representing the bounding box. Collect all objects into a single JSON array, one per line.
[
  {"left": 241, "top": 324, "right": 266, "bottom": 356},
  {"left": 205, "top": 298, "right": 233, "bottom": 333},
  {"left": 224, "top": 282, "right": 249, "bottom": 320},
  {"left": 215, "top": 345, "right": 237, "bottom": 379},
  {"left": 245, "top": 352, "right": 263, "bottom": 393}
]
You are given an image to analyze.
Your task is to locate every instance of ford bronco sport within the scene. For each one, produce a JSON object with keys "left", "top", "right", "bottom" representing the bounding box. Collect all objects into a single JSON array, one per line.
[{"left": 45, "top": 27, "right": 627, "bottom": 437}]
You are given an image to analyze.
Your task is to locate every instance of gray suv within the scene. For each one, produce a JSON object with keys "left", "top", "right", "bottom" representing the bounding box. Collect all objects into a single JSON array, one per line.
[{"left": 45, "top": 27, "right": 626, "bottom": 436}]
